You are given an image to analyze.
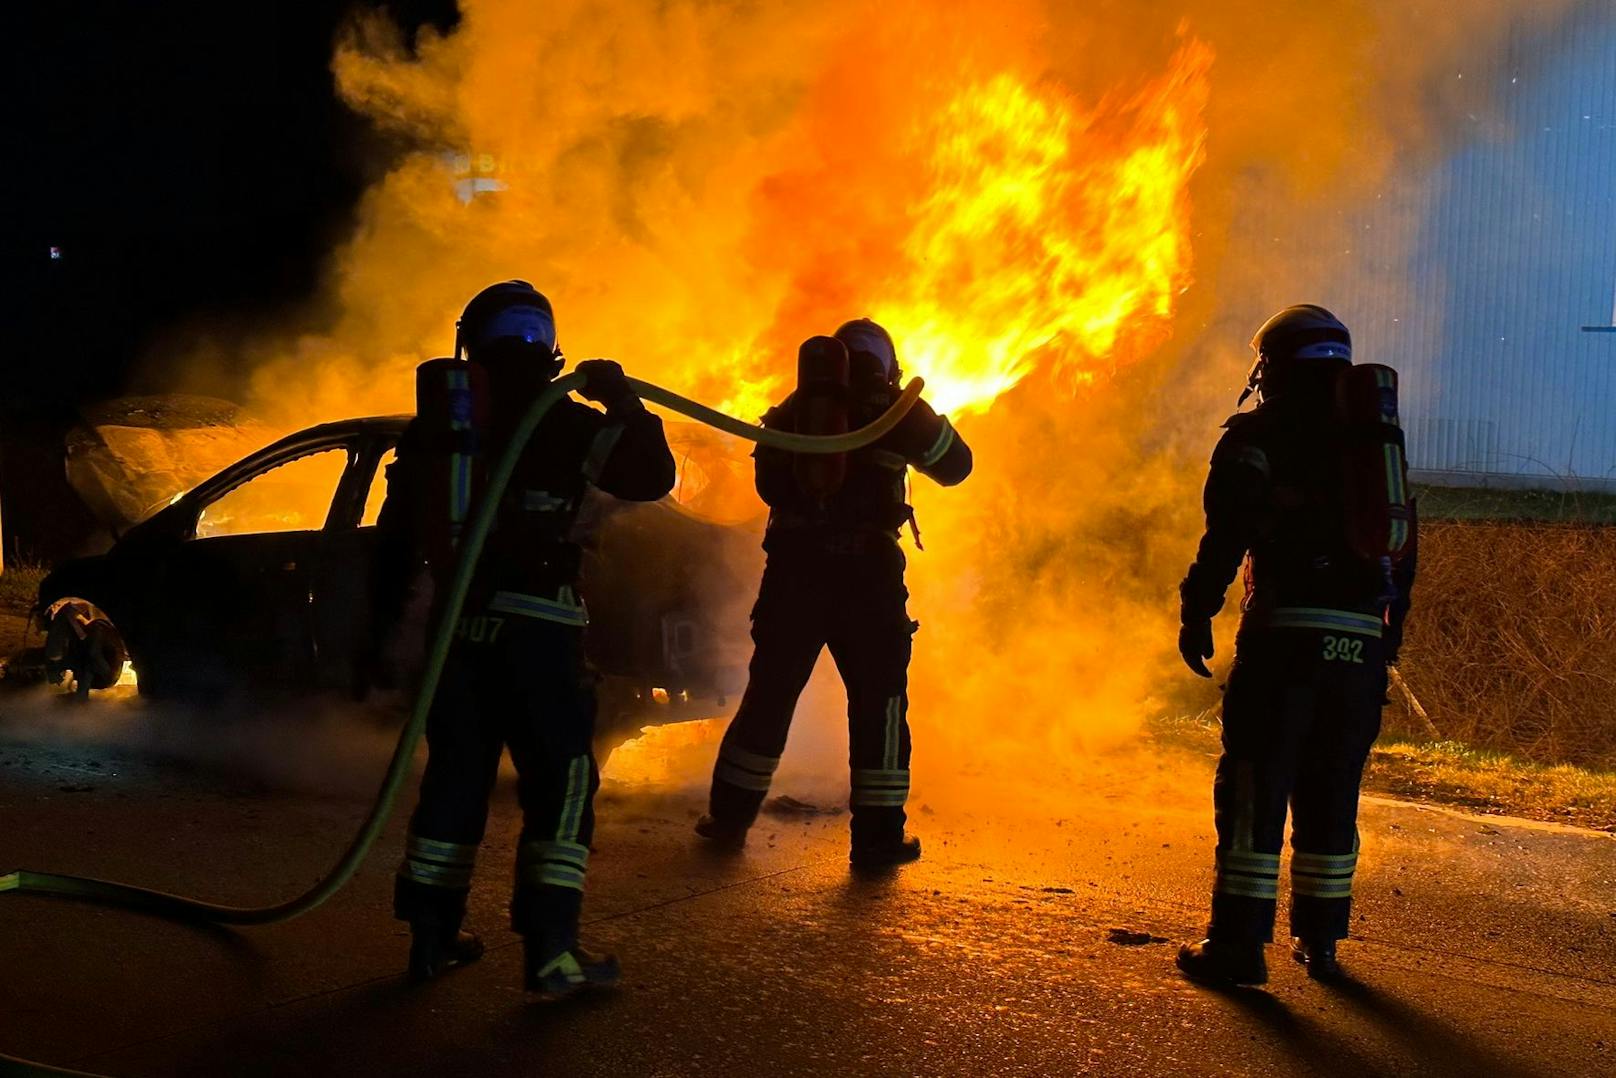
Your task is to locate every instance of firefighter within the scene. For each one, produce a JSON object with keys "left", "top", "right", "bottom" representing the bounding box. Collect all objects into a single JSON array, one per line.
[
  {"left": 695, "top": 320, "right": 972, "bottom": 868},
  {"left": 374, "top": 280, "right": 675, "bottom": 997},
  {"left": 1175, "top": 304, "right": 1416, "bottom": 985}
]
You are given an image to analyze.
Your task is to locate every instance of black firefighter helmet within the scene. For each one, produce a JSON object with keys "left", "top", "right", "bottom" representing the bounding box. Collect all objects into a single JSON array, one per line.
[
  {"left": 1239, "top": 304, "right": 1352, "bottom": 406},
  {"left": 455, "top": 280, "right": 563, "bottom": 380},
  {"left": 834, "top": 318, "right": 902, "bottom": 387}
]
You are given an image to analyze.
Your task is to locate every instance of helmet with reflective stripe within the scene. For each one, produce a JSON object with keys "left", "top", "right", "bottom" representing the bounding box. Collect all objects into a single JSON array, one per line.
[
  {"left": 1242, "top": 304, "right": 1351, "bottom": 405},
  {"left": 455, "top": 280, "right": 561, "bottom": 373},
  {"left": 834, "top": 318, "right": 901, "bottom": 385}
]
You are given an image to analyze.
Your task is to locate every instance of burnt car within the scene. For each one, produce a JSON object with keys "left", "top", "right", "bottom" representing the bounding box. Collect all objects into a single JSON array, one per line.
[{"left": 37, "top": 414, "right": 763, "bottom": 759}]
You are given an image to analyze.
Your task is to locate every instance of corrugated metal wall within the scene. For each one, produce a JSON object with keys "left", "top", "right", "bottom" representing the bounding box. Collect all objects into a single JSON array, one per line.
[{"left": 1342, "top": 3, "right": 1616, "bottom": 486}]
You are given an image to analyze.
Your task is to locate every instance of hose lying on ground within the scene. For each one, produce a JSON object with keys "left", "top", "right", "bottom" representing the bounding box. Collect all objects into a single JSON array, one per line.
[{"left": 0, "top": 373, "right": 923, "bottom": 924}]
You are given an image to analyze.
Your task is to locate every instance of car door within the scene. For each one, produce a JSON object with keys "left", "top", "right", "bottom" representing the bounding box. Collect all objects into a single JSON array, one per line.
[
  {"left": 133, "top": 442, "right": 356, "bottom": 696},
  {"left": 306, "top": 431, "right": 401, "bottom": 694}
]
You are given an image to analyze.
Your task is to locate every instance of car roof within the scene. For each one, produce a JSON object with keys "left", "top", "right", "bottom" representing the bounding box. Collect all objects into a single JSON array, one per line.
[{"left": 185, "top": 415, "right": 412, "bottom": 506}]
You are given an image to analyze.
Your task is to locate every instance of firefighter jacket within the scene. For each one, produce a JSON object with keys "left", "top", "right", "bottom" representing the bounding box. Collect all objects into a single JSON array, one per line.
[
  {"left": 1179, "top": 391, "right": 1417, "bottom": 644},
  {"left": 373, "top": 385, "right": 676, "bottom": 628},
  {"left": 754, "top": 385, "right": 972, "bottom": 551}
]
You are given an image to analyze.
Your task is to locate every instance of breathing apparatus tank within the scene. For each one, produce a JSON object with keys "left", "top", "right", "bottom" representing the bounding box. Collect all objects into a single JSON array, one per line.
[
  {"left": 1335, "top": 362, "right": 1411, "bottom": 563},
  {"left": 791, "top": 335, "right": 851, "bottom": 500},
  {"left": 414, "top": 357, "right": 491, "bottom": 572}
]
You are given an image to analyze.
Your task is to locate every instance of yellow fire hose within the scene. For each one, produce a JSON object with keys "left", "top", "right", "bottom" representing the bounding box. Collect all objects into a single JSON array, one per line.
[{"left": 0, "top": 373, "right": 923, "bottom": 1075}]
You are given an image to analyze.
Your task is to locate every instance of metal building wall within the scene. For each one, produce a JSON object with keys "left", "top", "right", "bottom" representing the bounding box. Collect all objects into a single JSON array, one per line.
[{"left": 1343, "top": 4, "right": 1616, "bottom": 486}]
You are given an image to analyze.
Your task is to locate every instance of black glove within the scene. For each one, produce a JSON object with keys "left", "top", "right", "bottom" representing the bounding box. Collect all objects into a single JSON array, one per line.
[
  {"left": 575, "top": 358, "right": 633, "bottom": 406},
  {"left": 1179, "top": 619, "right": 1214, "bottom": 678}
]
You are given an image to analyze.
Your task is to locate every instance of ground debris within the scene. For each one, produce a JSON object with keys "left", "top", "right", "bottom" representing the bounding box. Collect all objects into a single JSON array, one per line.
[
  {"left": 1106, "top": 928, "right": 1168, "bottom": 947},
  {"left": 762, "top": 795, "right": 844, "bottom": 818}
]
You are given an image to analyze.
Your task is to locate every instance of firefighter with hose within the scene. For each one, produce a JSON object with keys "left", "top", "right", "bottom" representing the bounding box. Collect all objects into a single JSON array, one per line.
[
  {"left": 1176, "top": 304, "right": 1417, "bottom": 985},
  {"left": 372, "top": 280, "right": 675, "bottom": 997},
  {"left": 695, "top": 321, "right": 972, "bottom": 868}
]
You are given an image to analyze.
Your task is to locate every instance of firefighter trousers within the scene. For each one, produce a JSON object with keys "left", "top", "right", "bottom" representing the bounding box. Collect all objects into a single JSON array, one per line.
[
  {"left": 1209, "top": 619, "right": 1386, "bottom": 944},
  {"left": 709, "top": 541, "right": 916, "bottom": 844},
  {"left": 393, "top": 611, "right": 598, "bottom": 947}
]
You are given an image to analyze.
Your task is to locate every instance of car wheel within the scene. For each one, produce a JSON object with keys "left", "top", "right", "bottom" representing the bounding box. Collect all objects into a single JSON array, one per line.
[{"left": 43, "top": 599, "right": 131, "bottom": 696}]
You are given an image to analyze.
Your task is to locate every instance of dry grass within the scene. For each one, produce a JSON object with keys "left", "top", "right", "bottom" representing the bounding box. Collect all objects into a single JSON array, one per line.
[
  {"left": 1149, "top": 715, "right": 1616, "bottom": 831},
  {"left": 0, "top": 558, "right": 48, "bottom": 615},
  {"left": 1392, "top": 521, "right": 1616, "bottom": 770},
  {"left": 1365, "top": 740, "right": 1616, "bottom": 832}
]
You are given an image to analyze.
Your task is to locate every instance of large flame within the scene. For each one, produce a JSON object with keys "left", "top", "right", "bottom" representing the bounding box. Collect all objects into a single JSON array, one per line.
[{"left": 877, "top": 48, "right": 1210, "bottom": 417}]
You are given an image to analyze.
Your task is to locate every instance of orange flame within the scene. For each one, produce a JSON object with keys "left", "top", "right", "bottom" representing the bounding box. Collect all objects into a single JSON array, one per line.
[{"left": 877, "top": 44, "right": 1211, "bottom": 417}]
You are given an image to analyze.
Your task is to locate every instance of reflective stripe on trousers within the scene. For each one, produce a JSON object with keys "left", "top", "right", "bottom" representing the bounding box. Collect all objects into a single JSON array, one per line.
[
  {"left": 398, "top": 833, "right": 478, "bottom": 890},
  {"left": 714, "top": 743, "right": 781, "bottom": 793},
  {"left": 850, "top": 768, "right": 909, "bottom": 808},
  {"left": 1291, "top": 847, "right": 1358, "bottom": 900},
  {"left": 517, "top": 755, "right": 593, "bottom": 892}
]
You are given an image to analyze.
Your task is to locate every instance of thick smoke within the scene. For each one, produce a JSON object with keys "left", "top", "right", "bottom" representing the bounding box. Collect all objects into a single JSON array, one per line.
[{"left": 161, "top": 0, "right": 1578, "bottom": 791}]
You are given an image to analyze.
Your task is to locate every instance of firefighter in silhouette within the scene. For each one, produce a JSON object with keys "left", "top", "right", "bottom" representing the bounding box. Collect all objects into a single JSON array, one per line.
[
  {"left": 374, "top": 281, "right": 675, "bottom": 997},
  {"left": 695, "top": 321, "right": 972, "bottom": 867},
  {"left": 1176, "top": 304, "right": 1417, "bottom": 985}
]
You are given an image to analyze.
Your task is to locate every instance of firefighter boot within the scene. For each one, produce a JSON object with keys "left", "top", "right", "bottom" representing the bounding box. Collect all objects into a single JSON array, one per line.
[
  {"left": 524, "top": 938, "right": 622, "bottom": 1002},
  {"left": 407, "top": 926, "right": 485, "bottom": 983},
  {"left": 849, "top": 832, "right": 922, "bottom": 870},
  {"left": 1291, "top": 937, "right": 1345, "bottom": 982},
  {"left": 694, "top": 814, "right": 749, "bottom": 850},
  {"left": 1176, "top": 938, "right": 1269, "bottom": 987}
]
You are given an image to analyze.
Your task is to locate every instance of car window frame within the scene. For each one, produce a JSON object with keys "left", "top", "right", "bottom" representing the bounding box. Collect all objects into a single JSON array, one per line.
[
  {"left": 174, "top": 420, "right": 410, "bottom": 542},
  {"left": 336, "top": 434, "right": 402, "bottom": 532}
]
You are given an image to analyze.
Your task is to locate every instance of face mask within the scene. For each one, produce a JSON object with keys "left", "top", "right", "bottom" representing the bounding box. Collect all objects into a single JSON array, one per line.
[
  {"left": 837, "top": 326, "right": 897, "bottom": 381},
  {"left": 470, "top": 304, "right": 557, "bottom": 354}
]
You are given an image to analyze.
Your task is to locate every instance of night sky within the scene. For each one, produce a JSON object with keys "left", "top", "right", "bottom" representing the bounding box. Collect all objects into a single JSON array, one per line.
[
  {"left": 9, "top": 2, "right": 458, "bottom": 419},
  {"left": 3, "top": 3, "right": 457, "bottom": 556}
]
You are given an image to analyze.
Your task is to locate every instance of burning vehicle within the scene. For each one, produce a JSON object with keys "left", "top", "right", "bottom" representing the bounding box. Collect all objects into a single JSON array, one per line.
[{"left": 36, "top": 410, "right": 762, "bottom": 760}]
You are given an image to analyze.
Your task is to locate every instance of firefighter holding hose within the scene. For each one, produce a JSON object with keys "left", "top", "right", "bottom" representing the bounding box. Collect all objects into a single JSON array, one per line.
[
  {"left": 373, "top": 280, "right": 675, "bottom": 997},
  {"left": 1175, "top": 304, "right": 1417, "bottom": 985},
  {"left": 695, "top": 321, "right": 972, "bottom": 867}
]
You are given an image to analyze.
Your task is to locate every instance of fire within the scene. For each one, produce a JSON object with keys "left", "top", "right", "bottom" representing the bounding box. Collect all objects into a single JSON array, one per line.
[
  {"left": 876, "top": 44, "right": 1211, "bottom": 417},
  {"left": 602, "top": 717, "right": 727, "bottom": 785}
]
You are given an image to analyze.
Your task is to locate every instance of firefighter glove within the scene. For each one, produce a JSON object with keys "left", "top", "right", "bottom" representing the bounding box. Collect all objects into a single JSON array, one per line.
[
  {"left": 1179, "top": 619, "right": 1214, "bottom": 678},
  {"left": 575, "top": 359, "right": 633, "bottom": 406}
]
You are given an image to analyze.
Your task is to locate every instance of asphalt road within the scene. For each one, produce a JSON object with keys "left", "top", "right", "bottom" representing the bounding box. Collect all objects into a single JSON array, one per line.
[{"left": 1, "top": 697, "right": 1613, "bottom": 1077}]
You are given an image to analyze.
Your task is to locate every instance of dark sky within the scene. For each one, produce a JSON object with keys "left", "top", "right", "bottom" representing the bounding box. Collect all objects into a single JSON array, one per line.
[{"left": 7, "top": 1, "right": 458, "bottom": 419}]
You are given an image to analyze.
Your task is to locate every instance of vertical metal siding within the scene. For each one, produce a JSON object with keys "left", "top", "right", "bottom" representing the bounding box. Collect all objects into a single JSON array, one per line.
[{"left": 1342, "top": 3, "right": 1616, "bottom": 485}]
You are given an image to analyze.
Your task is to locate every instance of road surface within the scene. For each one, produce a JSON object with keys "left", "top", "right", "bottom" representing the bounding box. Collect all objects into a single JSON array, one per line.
[{"left": 1, "top": 697, "right": 1613, "bottom": 1076}]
